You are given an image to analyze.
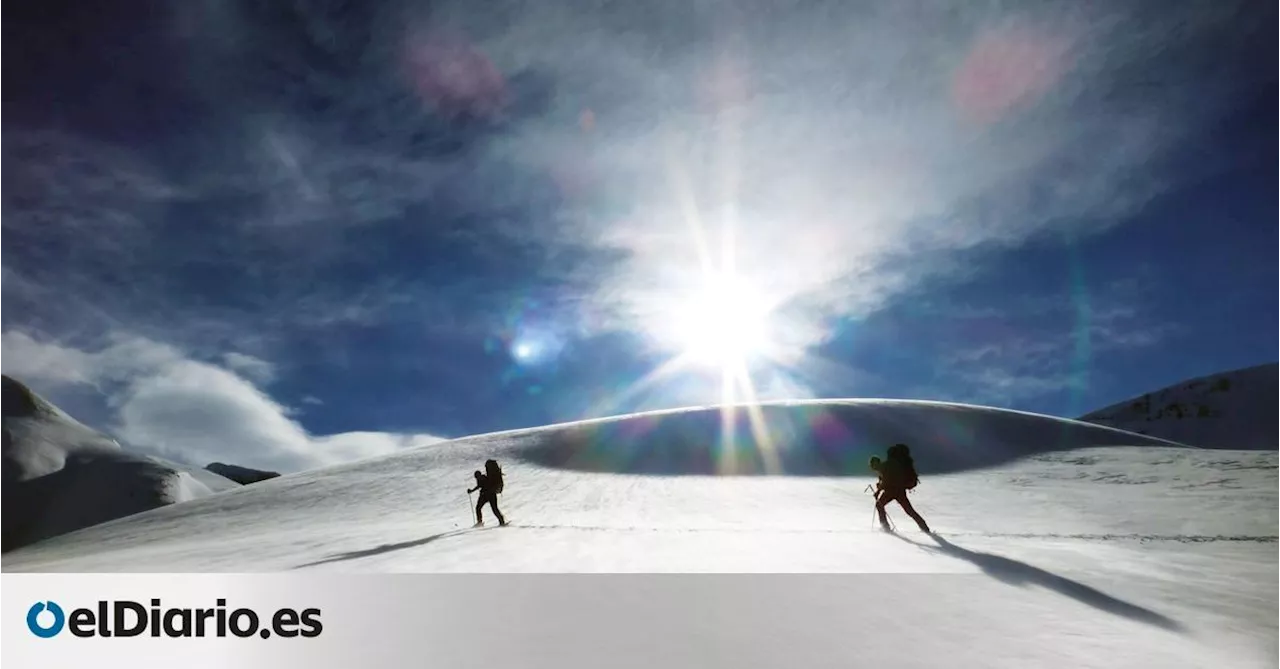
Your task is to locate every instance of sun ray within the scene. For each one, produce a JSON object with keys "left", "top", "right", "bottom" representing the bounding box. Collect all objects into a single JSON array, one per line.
[
  {"left": 641, "top": 98, "right": 801, "bottom": 477},
  {"left": 663, "top": 137, "right": 715, "bottom": 276},
  {"left": 718, "top": 365, "right": 739, "bottom": 475},
  {"left": 731, "top": 358, "right": 782, "bottom": 475},
  {"left": 586, "top": 354, "right": 693, "bottom": 419},
  {"left": 777, "top": 349, "right": 871, "bottom": 397}
]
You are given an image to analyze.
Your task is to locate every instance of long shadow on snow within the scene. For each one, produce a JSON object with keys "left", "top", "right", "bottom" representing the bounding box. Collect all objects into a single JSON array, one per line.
[
  {"left": 293, "top": 527, "right": 495, "bottom": 569},
  {"left": 893, "top": 533, "right": 1185, "bottom": 633},
  {"left": 517, "top": 401, "right": 1178, "bottom": 477}
]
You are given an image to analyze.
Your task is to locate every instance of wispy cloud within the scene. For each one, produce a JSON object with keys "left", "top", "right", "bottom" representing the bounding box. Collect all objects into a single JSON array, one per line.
[
  {"left": 467, "top": 1, "right": 1258, "bottom": 343},
  {"left": 1, "top": 331, "right": 100, "bottom": 386},
  {"left": 1, "top": 331, "right": 445, "bottom": 472},
  {"left": 13, "top": 1, "right": 1250, "bottom": 344},
  {"left": 925, "top": 279, "right": 1177, "bottom": 408},
  {"left": 221, "top": 352, "right": 277, "bottom": 384}
]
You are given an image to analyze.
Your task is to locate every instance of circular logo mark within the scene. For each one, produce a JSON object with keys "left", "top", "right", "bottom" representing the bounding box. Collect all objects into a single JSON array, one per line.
[{"left": 27, "top": 602, "right": 65, "bottom": 638}]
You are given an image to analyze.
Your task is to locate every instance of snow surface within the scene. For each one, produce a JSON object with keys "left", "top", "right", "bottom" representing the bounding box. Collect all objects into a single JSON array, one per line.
[
  {"left": 1, "top": 375, "right": 240, "bottom": 551},
  {"left": 1079, "top": 362, "right": 1278, "bottom": 450},
  {"left": 4, "top": 399, "right": 1276, "bottom": 666}
]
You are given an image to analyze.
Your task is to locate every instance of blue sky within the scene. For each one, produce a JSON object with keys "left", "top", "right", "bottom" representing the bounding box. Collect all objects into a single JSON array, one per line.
[{"left": 3, "top": 0, "right": 1275, "bottom": 473}]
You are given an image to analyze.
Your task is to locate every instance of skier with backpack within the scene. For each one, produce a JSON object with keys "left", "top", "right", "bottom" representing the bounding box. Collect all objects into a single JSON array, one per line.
[
  {"left": 869, "top": 443, "right": 930, "bottom": 534},
  {"left": 467, "top": 459, "right": 507, "bottom": 527}
]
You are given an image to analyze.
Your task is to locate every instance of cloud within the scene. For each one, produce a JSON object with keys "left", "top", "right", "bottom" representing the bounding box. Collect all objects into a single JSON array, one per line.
[
  {"left": 926, "top": 281, "right": 1176, "bottom": 407},
  {"left": 1, "top": 0, "right": 1266, "bottom": 429},
  {"left": 3, "top": 1, "right": 560, "bottom": 354},
  {"left": 113, "top": 359, "right": 316, "bottom": 470},
  {"left": 1, "top": 331, "right": 446, "bottom": 473},
  {"left": 458, "top": 0, "right": 1262, "bottom": 347},
  {"left": 221, "top": 352, "right": 276, "bottom": 383},
  {"left": 0, "top": 331, "right": 100, "bottom": 386},
  {"left": 14, "top": 2, "right": 1254, "bottom": 347},
  {"left": 0, "top": 133, "right": 184, "bottom": 304}
]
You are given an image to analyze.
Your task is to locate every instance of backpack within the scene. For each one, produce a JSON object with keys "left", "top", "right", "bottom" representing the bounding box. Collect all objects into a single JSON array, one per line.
[
  {"left": 887, "top": 444, "right": 919, "bottom": 490},
  {"left": 485, "top": 459, "right": 504, "bottom": 494}
]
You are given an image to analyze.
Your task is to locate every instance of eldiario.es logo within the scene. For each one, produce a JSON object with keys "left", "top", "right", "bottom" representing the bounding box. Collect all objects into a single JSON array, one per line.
[{"left": 27, "top": 599, "right": 322, "bottom": 639}]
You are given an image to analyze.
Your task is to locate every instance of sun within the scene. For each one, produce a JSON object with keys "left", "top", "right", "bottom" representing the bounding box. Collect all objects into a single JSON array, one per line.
[{"left": 671, "top": 274, "right": 771, "bottom": 367}]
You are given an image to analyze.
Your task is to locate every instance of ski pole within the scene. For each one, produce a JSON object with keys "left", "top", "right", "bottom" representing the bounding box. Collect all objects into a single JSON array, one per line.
[{"left": 467, "top": 489, "right": 475, "bottom": 524}]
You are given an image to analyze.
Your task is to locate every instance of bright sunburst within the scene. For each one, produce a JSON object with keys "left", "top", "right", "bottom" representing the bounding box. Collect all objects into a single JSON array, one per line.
[
  {"left": 589, "top": 134, "right": 807, "bottom": 475},
  {"left": 672, "top": 273, "right": 771, "bottom": 367}
]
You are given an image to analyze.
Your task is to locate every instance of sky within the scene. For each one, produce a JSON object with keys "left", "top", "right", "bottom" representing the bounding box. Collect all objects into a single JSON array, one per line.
[{"left": 3, "top": 0, "right": 1276, "bottom": 474}]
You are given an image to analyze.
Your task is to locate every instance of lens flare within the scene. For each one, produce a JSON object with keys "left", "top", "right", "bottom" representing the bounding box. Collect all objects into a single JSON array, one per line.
[{"left": 672, "top": 273, "right": 770, "bottom": 367}]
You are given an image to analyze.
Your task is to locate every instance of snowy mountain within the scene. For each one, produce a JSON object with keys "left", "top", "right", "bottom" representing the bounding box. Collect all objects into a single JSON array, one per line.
[
  {"left": 4, "top": 398, "right": 1276, "bottom": 666},
  {"left": 1, "top": 375, "right": 242, "bottom": 551},
  {"left": 1078, "top": 363, "right": 1278, "bottom": 449}
]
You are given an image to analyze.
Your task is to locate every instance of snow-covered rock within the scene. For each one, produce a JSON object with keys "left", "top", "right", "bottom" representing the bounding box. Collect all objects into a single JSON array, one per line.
[
  {"left": 1078, "top": 363, "right": 1278, "bottom": 449},
  {"left": 1, "top": 375, "right": 240, "bottom": 551},
  {"left": 206, "top": 461, "right": 281, "bottom": 484}
]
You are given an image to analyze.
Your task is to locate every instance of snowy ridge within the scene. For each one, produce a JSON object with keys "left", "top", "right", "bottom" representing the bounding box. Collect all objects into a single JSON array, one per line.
[
  {"left": 3, "top": 400, "right": 1268, "bottom": 566},
  {"left": 465, "top": 397, "right": 1195, "bottom": 477},
  {"left": 1079, "top": 362, "right": 1278, "bottom": 449},
  {"left": 1, "top": 375, "right": 241, "bottom": 551}
]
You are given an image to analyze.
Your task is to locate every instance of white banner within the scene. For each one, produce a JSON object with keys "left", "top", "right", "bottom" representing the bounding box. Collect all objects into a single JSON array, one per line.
[{"left": 3, "top": 574, "right": 1267, "bottom": 668}]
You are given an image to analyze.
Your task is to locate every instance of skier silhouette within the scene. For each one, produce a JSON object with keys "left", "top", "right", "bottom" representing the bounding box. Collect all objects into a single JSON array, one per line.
[
  {"left": 869, "top": 444, "right": 930, "bottom": 533},
  {"left": 467, "top": 460, "right": 506, "bottom": 527}
]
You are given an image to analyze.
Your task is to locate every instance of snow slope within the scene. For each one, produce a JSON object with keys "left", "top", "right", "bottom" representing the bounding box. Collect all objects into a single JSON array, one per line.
[
  {"left": 1079, "top": 362, "right": 1278, "bottom": 450},
  {"left": 4, "top": 400, "right": 1276, "bottom": 667},
  {"left": 1, "top": 375, "right": 241, "bottom": 551}
]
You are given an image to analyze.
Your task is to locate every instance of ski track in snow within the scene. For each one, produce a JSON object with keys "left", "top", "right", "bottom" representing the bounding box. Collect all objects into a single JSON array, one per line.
[{"left": 462, "top": 523, "right": 1277, "bottom": 544}]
